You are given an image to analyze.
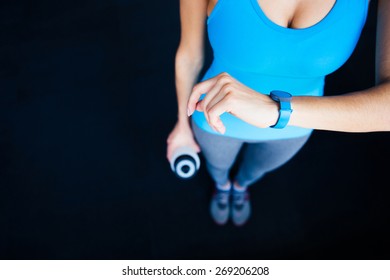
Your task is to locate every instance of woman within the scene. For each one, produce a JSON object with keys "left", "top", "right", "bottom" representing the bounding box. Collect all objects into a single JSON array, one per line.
[{"left": 167, "top": 0, "right": 389, "bottom": 226}]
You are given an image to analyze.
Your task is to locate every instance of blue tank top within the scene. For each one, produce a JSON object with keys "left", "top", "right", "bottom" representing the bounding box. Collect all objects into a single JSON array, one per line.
[{"left": 192, "top": 0, "right": 370, "bottom": 141}]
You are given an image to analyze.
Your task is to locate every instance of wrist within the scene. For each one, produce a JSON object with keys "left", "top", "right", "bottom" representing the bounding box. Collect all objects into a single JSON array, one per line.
[
  {"left": 268, "top": 100, "right": 280, "bottom": 127},
  {"left": 288, "top": 96, "right": 299, "bottom": 126},
  {"left": 177, "top": 115, "right": 191, "bottom": 127},
  {"left": 268, "top": 90, "right": 293, "bottom": 129}
]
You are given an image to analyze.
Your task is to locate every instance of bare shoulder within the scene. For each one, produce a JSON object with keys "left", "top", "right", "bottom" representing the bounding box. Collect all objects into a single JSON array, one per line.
[
  {"left": 207, "top": 0, "right": 218, "bottom": 17},
  {"left": 179, "top": 0, "right": 208, "bottom": 27},
  {"left": 178, "top": 0, "right": 209, "bottom": 57},
  {"left": 375, "top": 0, "right": 390, "bottom": 84},
  {"left": 378, "top": 0, "right": 389, "bottom": 8},
  {"left": 179, "top": 0, "right": 208, "bottom": 16}
]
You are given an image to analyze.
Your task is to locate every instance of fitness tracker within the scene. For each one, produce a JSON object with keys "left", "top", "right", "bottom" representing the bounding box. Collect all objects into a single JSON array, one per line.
[{"left": 269, "top": 90, "right": 293, "bottom": 129}]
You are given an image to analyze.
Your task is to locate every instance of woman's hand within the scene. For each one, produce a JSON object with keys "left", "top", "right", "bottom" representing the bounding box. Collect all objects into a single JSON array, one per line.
[
  {"left": 166, "top": 121, "right": 201, "bottom": 162},
  {"left": 187, "top": 72, "right": 279, "bottom": 134}
]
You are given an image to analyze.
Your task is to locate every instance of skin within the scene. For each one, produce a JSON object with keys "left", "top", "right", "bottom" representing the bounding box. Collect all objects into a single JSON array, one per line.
[{"left": 167, "top": 0, "right": 387, "bottom": 161}]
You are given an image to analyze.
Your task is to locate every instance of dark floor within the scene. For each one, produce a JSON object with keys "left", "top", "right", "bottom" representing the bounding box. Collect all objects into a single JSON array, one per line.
[{"left": 0, "top": 0, "right": 389, "bottom": 260}]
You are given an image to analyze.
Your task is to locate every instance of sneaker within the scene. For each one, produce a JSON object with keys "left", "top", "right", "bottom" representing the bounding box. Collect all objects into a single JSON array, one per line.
[
  {"left": 210, "top": 189, "right": 231, "bottom": 225},
  {"left": 231, "top": 190, "right": 251, "bottom": 226}
]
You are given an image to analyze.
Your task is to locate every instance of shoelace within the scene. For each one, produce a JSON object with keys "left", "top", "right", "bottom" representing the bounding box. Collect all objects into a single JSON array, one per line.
[
  {"left": 233, "top": 191, "right": 247, "bottom": 206},
  {"left": 215, "top": 191, "right": 230, "bottom": 205}
]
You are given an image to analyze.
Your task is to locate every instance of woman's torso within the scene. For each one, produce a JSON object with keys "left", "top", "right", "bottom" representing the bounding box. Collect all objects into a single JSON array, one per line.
[{"left": 192, "top": 0, "right": 370, "bottom": 141}]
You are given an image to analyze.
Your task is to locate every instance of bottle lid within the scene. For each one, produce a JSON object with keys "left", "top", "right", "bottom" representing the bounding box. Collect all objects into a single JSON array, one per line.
[{"left": 170, "top": 146, "right": 201, "bottom": 173}]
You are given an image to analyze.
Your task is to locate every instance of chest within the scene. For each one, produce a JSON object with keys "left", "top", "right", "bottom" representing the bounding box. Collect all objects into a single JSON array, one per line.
[
  {"left": 207, "top": 0, "right": 370, "bottom": 77},
  {"left": 208, "top": 0, "right": 370, "bottom": 30},
  {"left": 256, "top": 0, "right": 337, "bottom": 29}
]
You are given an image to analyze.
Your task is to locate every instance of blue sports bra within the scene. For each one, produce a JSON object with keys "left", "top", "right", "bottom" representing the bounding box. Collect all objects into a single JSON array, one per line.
[{"left": 192, "top": 0, "right": 370, "bottom": 141}]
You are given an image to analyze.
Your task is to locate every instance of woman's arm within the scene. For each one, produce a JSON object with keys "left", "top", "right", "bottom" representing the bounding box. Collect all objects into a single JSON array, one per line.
[
  {"left": 187, "top": 0, "right": 390, "bottom": 134},
  {"left": 175, "top": 0, "right": 208, "bottom": 125},
  {"left": 289, "top": 0, "right": 390, "bottom": 132},
  {"left": 166, "top": 0, "right": 208, "bottom": 160}
]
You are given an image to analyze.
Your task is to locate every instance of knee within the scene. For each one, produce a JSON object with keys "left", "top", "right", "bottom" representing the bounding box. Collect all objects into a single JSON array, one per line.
[
  {"left": 239, "top": 166, "right": 265, "bottom": 180},
  {"left": 205, "top": 160, "right": 232, "bottom": 174}
]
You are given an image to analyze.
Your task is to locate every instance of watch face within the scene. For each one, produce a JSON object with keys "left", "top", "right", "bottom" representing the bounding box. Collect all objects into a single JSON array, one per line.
[{"left": 271, "top": 90, "right": 292, "bottom": 102}]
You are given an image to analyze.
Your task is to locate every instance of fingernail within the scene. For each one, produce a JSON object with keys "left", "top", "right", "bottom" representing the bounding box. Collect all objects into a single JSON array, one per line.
[
  {"left": 187, "top": 108, "right": 191, "bottom": 116},
  {"left": 217, "top": 125, "right": 225, "bottom": 134},
  {"left": 214, "top": 125, "right": 222, "bottom": 134}
]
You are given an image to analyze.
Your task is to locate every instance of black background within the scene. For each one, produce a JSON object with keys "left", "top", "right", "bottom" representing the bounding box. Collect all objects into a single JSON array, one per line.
[{"left": 1, "top": 0, "right": 389, "bottom": 259}]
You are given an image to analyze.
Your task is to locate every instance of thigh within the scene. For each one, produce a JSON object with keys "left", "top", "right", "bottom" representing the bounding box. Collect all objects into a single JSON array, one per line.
[
  {"left": 191, "top": 119, "right": 244, "bottom": 169},
  {"left": 240, "top": 134, "right": 312, "bottom": 173}
]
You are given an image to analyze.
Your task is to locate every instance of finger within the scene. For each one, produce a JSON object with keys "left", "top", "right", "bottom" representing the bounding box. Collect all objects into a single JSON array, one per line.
[
  {"left": 187, "top": 76, "right": 219, "bottom": 116},
  {"left": 166, "top": 143, "right": 176, "bottom": 161},
  {"left": 166, "top": 146, "right": 172, "bottom": 161},
  {"left": 207, "top": 96, "right": 233, "bottom": 134},
  {"left": 195, "top": 102, "right": 220, "bottom": 134},
  {"left": 193, "top": 142, "right": 201, "bottom": 153},
  {"left": 197, "top": 74, "right": 231, "bottom": 118},
  {"left": 204, "top": 83, "right": 232, "bottom": 123},
  {"left": 195, "top": 101, "right": 203, "bottom": 112}
]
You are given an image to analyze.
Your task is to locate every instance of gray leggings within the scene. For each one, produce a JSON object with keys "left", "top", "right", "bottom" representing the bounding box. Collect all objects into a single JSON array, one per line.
[{"left": 191, "top": 119, "right": 311, "bottom": 189}]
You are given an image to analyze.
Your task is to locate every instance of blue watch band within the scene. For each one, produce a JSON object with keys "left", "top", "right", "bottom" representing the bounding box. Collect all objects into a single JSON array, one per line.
[{"left": 269, "top": 90, "right": 293, "bottom": 129}]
